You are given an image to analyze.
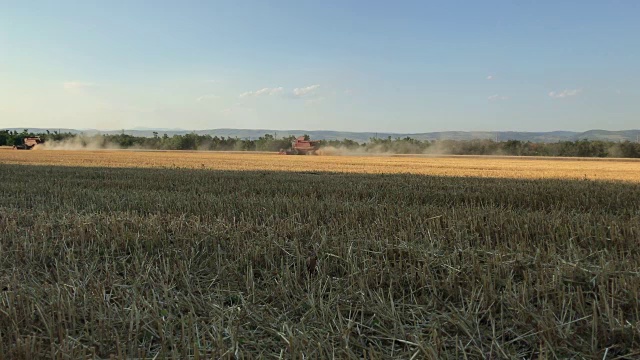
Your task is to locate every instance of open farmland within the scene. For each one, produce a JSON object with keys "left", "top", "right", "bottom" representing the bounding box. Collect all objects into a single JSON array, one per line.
[
  {"left": 1, "top": 150, "right": 640, "bottom": 358},
  {"left": 1, "top": 149, "right": 640, "bottom": 181}
]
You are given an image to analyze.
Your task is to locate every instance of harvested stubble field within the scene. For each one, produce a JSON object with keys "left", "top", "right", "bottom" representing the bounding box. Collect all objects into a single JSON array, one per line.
[{"left": 1, "top": 150, "right": 640, "bottom": 359}]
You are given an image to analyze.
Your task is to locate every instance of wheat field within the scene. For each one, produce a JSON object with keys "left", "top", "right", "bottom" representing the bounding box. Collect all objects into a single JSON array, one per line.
[
  {"left": 1, "top": 150, "right": 639, "bottom": 359},
  {"left": 2, "top": 149, "right": 640, "bottom": 182}
]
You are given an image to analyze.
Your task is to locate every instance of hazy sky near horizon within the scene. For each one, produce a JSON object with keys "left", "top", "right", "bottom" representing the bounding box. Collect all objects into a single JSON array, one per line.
[{"left": 1, "top": 1, "right": 639, "bottom": 132}]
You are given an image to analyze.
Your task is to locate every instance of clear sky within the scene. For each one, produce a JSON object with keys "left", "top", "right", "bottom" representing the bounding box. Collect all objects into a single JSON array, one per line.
[{"left": 1, "top": 1, "right": 639, "bottom": 132}]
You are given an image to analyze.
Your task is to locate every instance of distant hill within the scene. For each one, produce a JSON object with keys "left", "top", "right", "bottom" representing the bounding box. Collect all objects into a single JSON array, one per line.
[{"left": 3, "top": 128, "right": 640, "bottom": 143}]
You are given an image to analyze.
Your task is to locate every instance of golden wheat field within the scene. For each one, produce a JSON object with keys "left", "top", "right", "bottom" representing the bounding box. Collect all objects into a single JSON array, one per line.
[
  {"left": 1, "top": 148, "right": 640, "bottom": 182},
  {"left": 1, "top": 149, "right": 640, "bottom": 359}
]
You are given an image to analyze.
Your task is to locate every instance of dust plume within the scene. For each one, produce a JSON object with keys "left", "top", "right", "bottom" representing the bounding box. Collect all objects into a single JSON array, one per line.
[
  {"left": 316, "top": 139, "right": 508, "bottom": 157},
  {"left": 315, "top": 145, "right": 394, "bottom": 156},
  {"left": 37, "top": 135, "right": 122, "bottom": 150}
]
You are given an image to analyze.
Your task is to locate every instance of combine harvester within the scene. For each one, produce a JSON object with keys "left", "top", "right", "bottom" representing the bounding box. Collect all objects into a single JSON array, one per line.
[
  {"left": 13, "top": 136, "right": 44, "bottom": 150},
  {"left": 279, "top": 136, "right": 321, "bottom": 155}
]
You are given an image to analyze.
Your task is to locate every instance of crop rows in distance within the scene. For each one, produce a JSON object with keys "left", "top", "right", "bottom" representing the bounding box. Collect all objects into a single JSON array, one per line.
[{"left": 1, "top": 150, "right": 640, "bottom": 182}]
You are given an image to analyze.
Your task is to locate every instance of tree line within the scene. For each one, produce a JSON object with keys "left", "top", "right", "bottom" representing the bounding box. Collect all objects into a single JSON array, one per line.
[{"left": 2, "top": 129, "right": 640, "bottom": 158}]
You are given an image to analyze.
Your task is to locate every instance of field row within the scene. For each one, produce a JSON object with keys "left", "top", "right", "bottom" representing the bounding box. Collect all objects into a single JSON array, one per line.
[{"left": 1, "top": 149, "right": 640, "bottom": 182}]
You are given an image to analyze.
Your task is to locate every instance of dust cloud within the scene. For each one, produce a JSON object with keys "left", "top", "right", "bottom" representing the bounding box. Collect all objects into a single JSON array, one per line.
[
  {"left": 316, "top": 140, "right": 510, "bottom": 157},
  {"left": 37, "top": 136, "right": 122, "bottom": 150},
  {"left": 315, "top": 143, "right": 459, "bottom": 157}
]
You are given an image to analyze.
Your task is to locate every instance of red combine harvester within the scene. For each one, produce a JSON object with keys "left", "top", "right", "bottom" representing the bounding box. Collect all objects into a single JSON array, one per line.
[
  {"left": 13, "top": 136, "right": 44, "bottom": 150},
  {"left": 279, "top": 136, "right": 321, "bottom": 155}
]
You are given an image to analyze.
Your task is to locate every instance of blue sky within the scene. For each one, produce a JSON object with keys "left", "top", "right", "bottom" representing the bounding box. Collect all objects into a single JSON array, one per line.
[{"left": 1, "top": 1, "right": 638, "bottom": 132}]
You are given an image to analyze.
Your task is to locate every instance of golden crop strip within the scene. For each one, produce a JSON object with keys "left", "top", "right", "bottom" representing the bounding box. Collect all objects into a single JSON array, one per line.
[{"left": 1, "top": 149, "right": 639, "bottom": 182}]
